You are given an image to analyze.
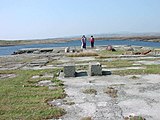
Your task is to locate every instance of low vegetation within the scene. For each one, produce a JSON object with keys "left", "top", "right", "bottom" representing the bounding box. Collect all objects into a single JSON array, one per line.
[
  {"left": 113, "top": 64, "right": 160, "bottom": 75},
  {"left": 104, "top": 87, "right": 118, "bottom": 98},
  {"left": 98, "top": 49, "right": 125, "bottom": 56},
  {"left": 0, "top": 69, "right": 66, "bottom": 119},
  {"left": 80, "top": 117, "right": 92, "bottom": 120},
  {"left": 124, "top": 115, "right": 146, "bottom": 120},
  {"left": 100, "top": 59, "right": 134, "bottom": 68},
  {"left": 67, "top": 52, "right": 98, "bottom": 57},
  {"left": 0, "top": 38, "right": 68, "bottom": 46},
  {"left": 130, "top": 75, "right": 140, "bottom": 79},
  {"left": 76, "top": 65, "right": 88, "bottom": 70},
  {"left": 82, "top": 88, "right": 97, "bottom": 95}
]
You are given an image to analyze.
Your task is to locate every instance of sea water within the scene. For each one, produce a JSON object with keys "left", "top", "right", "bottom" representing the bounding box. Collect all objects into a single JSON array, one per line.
[{"left": 0, "top": 39, "right": 160, "bottom": 56}]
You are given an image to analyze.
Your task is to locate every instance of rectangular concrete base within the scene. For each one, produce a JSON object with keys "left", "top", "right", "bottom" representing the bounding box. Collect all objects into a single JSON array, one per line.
[
  {"left": 88, "top": 62, "right": 102, "bottom": 76},
  {"left": 64, "top": 64, "right": 75, "bottom": 77}
]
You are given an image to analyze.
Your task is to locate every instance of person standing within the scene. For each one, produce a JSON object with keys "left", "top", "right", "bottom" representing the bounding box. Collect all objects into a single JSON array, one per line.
[
  {"left": 81, "top": 35, "right": 87, "bottom": 49},
  {"left": 90, "top": 35, "right": 95, "bottom": 48}
]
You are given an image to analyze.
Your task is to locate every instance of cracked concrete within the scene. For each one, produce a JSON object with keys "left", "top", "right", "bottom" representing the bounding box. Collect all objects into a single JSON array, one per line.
[{"left": 57, "top": 74, "right": 160, "bottom": 120}]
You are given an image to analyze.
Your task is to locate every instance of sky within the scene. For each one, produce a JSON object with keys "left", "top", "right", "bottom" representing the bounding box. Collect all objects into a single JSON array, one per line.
[{"left": 0, "top": 0, "right": 160, "bottom": 40}]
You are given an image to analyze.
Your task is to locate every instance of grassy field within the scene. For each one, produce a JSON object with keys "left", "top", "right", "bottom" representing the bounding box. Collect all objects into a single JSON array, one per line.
[{"left": 0, "top": 69, "right": 66, "bottom": 120}]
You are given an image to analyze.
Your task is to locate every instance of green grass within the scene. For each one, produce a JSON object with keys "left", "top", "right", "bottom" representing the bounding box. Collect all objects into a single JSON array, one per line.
[
  {"left": 99, "top": 58, "right": 160, "bottom": 75},
  {"left": 98, "top": 49, "right": 125, "bottom": 56},
  {"left": 67, "top": 52, "right": 98, "bottom": 57},
  {"left": 0, "top": 69, "right": 66, "bottom": 120},
  {"left": 124, "top": 115, "right": 146, "bottom": 120},
  {"left": 48, "top": 60, "right": 64, "bottom": 66},
  {"left": 100, "top": 59, "right": 134, "bottom": 68},
  {"left": 113, "top": 64, "right": 160, "bottom": 75}
]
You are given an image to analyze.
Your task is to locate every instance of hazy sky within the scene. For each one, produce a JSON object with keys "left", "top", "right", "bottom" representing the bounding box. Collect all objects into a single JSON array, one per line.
[{"left": 0, "top": 0, "right": 160, "bottom": 40}]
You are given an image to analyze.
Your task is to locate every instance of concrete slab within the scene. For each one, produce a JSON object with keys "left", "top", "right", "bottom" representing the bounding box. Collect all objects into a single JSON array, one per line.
[{"left": 58, "top": 74, "right": 160, "bottom": 120}]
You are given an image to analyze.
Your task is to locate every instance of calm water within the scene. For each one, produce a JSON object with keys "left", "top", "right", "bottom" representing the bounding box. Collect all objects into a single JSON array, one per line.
[{"left": 0, "top": 40, "right": 160, "bottom": 56}]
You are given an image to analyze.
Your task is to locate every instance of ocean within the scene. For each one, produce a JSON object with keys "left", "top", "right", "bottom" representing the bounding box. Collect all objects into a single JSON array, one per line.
[{"left": 0, "top": 39, "right": 160, "bottom": 56}]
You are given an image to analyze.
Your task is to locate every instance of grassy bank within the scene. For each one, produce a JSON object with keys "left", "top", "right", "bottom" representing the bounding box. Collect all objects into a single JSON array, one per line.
[{"left": 0, "top": 38, "right": 69, "bottom": 47}]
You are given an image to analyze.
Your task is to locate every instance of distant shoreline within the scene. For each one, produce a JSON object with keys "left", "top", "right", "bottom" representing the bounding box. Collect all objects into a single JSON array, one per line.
[{"left": 0, "top": 36, "right": 160, "bottom": 47}]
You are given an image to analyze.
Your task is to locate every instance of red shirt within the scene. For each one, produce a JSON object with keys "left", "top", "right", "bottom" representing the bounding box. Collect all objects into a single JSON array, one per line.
[{"left": 90, "top": 37, "right": 94, "bottom": 43}]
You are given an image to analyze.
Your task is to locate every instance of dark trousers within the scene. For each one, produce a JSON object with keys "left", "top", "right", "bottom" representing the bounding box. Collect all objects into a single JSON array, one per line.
[
  {"left": 83, "top": 43, "right": 86, "bottom": 49},
  {"left": 91, "top": 42, "right": 94, "bottom": 48}
]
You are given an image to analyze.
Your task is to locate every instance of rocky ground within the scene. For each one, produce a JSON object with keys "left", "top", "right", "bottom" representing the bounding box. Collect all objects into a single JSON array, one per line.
[{"left": 0, "top": 45, "right": 160, "bottom": 120}]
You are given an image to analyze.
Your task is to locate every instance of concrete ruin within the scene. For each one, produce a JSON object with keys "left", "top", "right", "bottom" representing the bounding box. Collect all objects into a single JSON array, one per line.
[
  {"left": 64, "top": 64, "right": 76, "bottom": 77},
  {"left": 88, "top": 62, "right": 102, "bottom": 76}
]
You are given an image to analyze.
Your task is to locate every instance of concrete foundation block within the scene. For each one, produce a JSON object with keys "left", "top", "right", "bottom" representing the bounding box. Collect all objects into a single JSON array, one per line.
[
  {"left": 88, "top": 62, "right": 102, "bottom": 76},
  {"left": 64, "top": 64, "right": 76, "bottom": 77}
]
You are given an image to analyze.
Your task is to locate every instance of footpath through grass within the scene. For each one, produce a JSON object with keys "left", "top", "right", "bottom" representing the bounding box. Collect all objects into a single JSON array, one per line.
[{"left": 0, "top": 69, "right": 66, "bottom": 120}]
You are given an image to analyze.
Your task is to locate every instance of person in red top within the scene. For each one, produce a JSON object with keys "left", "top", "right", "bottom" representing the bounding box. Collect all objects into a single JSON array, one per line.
[{"left": 90, "top": 35, "right": 95, "bottom": 48}]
